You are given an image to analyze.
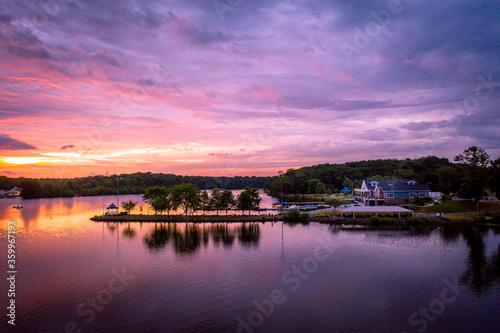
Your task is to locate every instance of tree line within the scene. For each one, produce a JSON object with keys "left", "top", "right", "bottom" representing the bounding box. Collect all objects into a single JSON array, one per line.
[
  {"left": 265, "top": 148, "right": 500, "bottom": 202},
  {"left": 0, "top": 172, "right": 268, "bottom": 199},
  {"left": 122, "top": 185, "right": 262, "bottom": 216},
  {"left": 4, "top": 148, "right": 499, "bottom": 203}
]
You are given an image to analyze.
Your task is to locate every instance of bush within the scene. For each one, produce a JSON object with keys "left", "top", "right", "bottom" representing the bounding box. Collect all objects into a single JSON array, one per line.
[
  {"left": 299, "top": 213, "right": 309, "bottom": 220},
  {"left": 412, "top": 197, "right": 433, "bottom": 206},
  {"left": 474, "top": 214, "right": 487, "bottom": 223},
  {"left": 371, "top": 216, "right": 395, "bottom": 225},
  {"left": 283, "top": 210, "right": 309, "bottom": 223},
  {"left": 283, "top": 210, "right": 300, "bottom": 220},
  {"left": 407, "top": 216, "right": 422, "bottom": 226}
]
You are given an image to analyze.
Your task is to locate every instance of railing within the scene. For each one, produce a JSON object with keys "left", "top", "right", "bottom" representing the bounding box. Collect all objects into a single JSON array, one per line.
[
  {"left": 356, "top": 196, "right": 384, "bottom": 200},
  {"left": 306, "top": 204, "right": 357, "bottom": 215}
]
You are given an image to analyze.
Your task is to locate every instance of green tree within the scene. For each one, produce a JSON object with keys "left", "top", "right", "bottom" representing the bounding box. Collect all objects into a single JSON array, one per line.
[
  {"left": 342, "top": 177, "right": 352, "bottom": 190},
  {"left": 143, "top": 186, "right": 176, "bottom": 215},
  {"left": 20, "top": 178, "right": 42, "bottom": 198},
  {"left": 199, "top": 190, "right": 211, "bottom": 215},
  {"left": 454, "top": 146, "right": 491, "bottom": 213},
  {"left": 491, "top": 157, "right": 500, "bottom": 199},
  {"left": 121, "top": 199, "right": 137, "bottom": 214},
  {"left": 143, "top": 186, "right": 168, "bottom": 205},
  {"left": 307, "top": 179, "right": 321, "bottom": 194},
  {"left": 237, "top": 191, "right": 253, "bottom": 215},
  {"left": 316, "top": 182, "right": 326, "bottom": 194},
  {"left": 210, "top": 188, "right": 223, "bottom": 216},
  {"left": 151, "top": 197, "right": 168, "bottom": 215},
  {"left": 437, "top": 166, "right": 459, "bottom": 194},
  {"left": 246, "top": 187, "right": 262, "bottom": 210},
  {"left": 269, "top": 175, "right": 293, "bottom": 197},
  {"left": 220, "top": 190, "right": 236, "bottom": 215},
  {"left": 173, "top": 183, "right": 200, "bottom": 216},
  {"left": 237, "top": 187, "right": 261, "bottom": 215},
  {"left": 394, "top": 169, "right": 418, "bottom": 179},
  {"left": 325, "top": 198, "right": 343, "bottom": 215}
]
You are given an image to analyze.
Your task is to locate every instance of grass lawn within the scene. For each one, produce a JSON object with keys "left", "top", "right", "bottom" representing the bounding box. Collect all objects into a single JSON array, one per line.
[
  {"left": 443, "top": 214, "right": 477, "bottom": 221},
  {"left": 413, "top": 200, "right": 500, "bottom": 214},
  {"left": 444, "top": 212, "right": 500, "bottom": 222}
]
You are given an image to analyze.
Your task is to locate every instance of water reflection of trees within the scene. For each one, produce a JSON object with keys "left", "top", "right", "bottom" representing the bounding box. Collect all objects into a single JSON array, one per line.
[
  {"left": 173, "top": 223, "right": 202, "bottom": 255},
  {"left": 211, "top": 223, "right": 235, "bottom": 248},
  {"left": 143, "top": 222, "right": 260, "bottom": 254},
  {"left": 284, "top": 221, "right": 310, "bottom": 227},
  {"left": 107, "top": 223, "right": 117, "bottom": 232},
  {"left": 122, "top": 222, "right": 136, "bottom": 239},
  {"left": 237, "top": 223, "right": 260, "bottom": 247},
  {"left": 438, "top": 226, "right": 461, "bottom": 244},
  {"left": 143, "top": 223, "right": 173, "bottom": 252},
  {"left": 459, "top": 227, "right": 500, "bottom": 294}
]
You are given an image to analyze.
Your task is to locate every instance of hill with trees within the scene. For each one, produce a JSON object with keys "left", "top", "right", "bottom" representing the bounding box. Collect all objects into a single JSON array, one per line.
[
  {"left": 265, "top": 151, "right": 500, "bottom": 201},
  {"left": 0, "top": 172, "right": 269, "bottom": 199}
]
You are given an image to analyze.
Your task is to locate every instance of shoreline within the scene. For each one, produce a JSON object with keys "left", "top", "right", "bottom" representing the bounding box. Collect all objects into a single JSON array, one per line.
[{"left": 89, "top": 214, "right": 499, "bottom": 226}]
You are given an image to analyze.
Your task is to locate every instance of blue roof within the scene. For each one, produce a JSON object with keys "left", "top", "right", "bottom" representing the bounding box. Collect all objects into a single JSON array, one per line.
[
  {"left": 340, "top": 187, "right": 351, "bottom": 192},
  {"left": 364, "top": 179, "right": 430, "bottom": 192},
  {"left": 106, "top": 203, "right": 118, "bottom": 209}
]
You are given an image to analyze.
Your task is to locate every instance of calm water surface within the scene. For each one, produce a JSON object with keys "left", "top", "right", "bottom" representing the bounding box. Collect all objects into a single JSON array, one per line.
[{"left": 1, "top": 194, "right": 499, "bottom": 333}]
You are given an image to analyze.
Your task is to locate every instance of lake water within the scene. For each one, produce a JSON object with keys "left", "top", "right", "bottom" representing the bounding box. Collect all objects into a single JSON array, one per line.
[{"left": 1, "top": 194, "right": 499, "bottom": 333}]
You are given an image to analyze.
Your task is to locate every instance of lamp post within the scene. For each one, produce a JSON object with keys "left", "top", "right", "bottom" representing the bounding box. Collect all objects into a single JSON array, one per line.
[
  {"left": 117, "top": 177, "right": 121, "bottom": 213},
  {"left": 278, "top": 170, "right": 284, "bottom": 214},
  {"left": 102, "top": 189, "right": 105, "bottom": 216},
  {"left": 351, "top": 176, "right": 354, "bottom": 197}
]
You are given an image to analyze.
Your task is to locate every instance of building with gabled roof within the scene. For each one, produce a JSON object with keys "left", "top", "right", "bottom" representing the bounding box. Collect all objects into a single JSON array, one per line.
[{"left": 354, "top": 179, "right": 430, "bottom": 206}]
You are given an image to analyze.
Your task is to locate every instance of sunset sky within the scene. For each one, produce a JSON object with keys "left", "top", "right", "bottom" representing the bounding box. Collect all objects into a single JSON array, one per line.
[{"left": 1, "top": 0, "right": 499, "bottom": 178}]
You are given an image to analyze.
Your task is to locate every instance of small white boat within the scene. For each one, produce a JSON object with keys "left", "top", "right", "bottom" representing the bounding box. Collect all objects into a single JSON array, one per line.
[{"left": 12, "top": 204, "right": 23, "bottom": 209}]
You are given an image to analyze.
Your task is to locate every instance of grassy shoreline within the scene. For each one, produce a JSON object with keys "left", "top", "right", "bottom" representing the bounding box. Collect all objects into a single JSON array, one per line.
[
  {"left": 411, "top": 200, "right": 500, "bottom": 214},
  {"left": 90, "top": 214, "right": 499, "bottom": 226},
  {"left": 90, "top": 214, "right": 279, "bottom": 223}
]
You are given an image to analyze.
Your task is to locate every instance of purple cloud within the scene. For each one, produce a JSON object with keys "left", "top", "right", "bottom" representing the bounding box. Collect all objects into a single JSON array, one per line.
[
  {"left": 0, "top": 0, "right": 498, "bottom": 176},
  {"left": 0, "top": 134, "right": 36, "bottom": 150}
]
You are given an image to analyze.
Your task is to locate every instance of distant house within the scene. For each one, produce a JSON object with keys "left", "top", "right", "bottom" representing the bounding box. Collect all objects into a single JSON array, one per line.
[
  {"left": 429, "top": 192, "right": 442, "bottom": 199},
  {"left": 354, "top": 179, "right": 430, "bottom": 206},
  {"left": 5, "top": 187, "right": 22, "bottom": 197}
]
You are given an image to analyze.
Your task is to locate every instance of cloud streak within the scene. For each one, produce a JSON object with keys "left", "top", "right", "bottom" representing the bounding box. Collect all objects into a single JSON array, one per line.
[{"left": 0, "top": 134, "right": 36, "bottom": 150}]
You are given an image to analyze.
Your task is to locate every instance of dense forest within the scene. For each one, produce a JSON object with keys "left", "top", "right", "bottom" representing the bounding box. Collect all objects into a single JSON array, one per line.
[{"left": 0, "top": 172, "right": 269, "bottom": 199}]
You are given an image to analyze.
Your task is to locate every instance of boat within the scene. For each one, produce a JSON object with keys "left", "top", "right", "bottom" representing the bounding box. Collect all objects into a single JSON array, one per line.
[{"left": 12, "top": 204, "right": 23, "bottom": 209}]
